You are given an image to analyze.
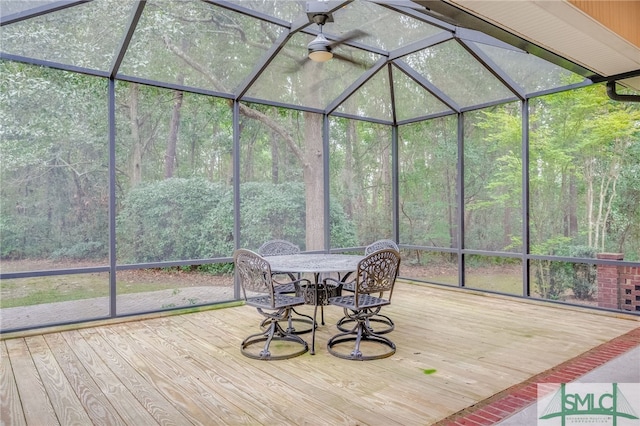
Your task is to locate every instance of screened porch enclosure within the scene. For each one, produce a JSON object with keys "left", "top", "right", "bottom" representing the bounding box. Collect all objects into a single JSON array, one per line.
[{"left": 1, "top": 0, "right": 640, "bottom": 332}]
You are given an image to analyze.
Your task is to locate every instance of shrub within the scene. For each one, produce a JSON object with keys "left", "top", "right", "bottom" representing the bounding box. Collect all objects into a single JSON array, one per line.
[
  {"left": 116, "top": 178, "right": 357, "bottom": 263},
  {"left": 532, "top": 240, "right": 597, "bottom": 300},
  {"left": 567, "top": 246, "right": 597, "bottom": 300},
  {"left": 116, "top": 178, "right": 231, "bottom": 263}
]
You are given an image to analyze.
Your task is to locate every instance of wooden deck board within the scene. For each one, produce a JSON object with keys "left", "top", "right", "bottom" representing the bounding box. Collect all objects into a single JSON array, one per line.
[
  {"left": 4, "top": 338, "right": 58, "bottom": 425},
  {"left": 0, "top": 341, "right": 27, "bottom": 426},
  {"left": 25, "top": 335, "right": 94, "bottom": 425},
  {"left": 1, "top": 282, "right": 638, "bottom": 425},
  {"left": 146, "top": 320, "right": 348, "bottom": 424},
  {"left": 40, "top": 332, "right": 126, "bottom": 425},
  {"left": 75, "top": 328, "right": 194, "bottom": 425}
]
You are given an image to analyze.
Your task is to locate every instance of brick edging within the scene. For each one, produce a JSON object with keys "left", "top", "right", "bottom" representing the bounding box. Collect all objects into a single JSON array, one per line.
[{"left": 434, "top": 327, "right": 640, "bottom": 426}]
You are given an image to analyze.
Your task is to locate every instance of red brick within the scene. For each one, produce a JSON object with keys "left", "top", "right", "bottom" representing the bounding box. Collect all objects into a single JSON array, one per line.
[
  {"left": 474, "top": 408, "right": 505, "bottom": 423},
  {"left": 464, "top": 413, "right": 495, "bottom": 425},
  {"left": 482, "top": 404, "right": 512, "bottom": 418}
]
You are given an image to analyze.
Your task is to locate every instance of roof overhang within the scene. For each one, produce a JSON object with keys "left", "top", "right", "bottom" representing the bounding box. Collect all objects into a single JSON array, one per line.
[{"left": 413, "top": 0, "right": 640, "bottom": 91}]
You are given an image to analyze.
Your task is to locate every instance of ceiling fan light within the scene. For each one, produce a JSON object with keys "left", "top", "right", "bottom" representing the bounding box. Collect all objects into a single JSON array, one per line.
[
  {"left": 308, "top": 33, "right": 332, "bottom": 62},
  {"left": 309, "top": 50, "right": 333, "bottom": 62}
]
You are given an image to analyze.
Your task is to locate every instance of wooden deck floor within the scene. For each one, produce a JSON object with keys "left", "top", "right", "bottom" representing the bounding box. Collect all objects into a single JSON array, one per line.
[{"left": 1, "top": 282, "right": 639, "bottom": 425}]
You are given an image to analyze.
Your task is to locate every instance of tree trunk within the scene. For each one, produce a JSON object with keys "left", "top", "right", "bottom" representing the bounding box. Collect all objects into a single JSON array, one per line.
[
  {"left": 503, "top": 206, "right": 512, "bottom": 249},
  {"left": 163, "top": 38, "right": 325, "bottom": 249},
  {"left": 380, "top": 127, "right": 391, "bottom": 215},
  {"left": 585, "top": 159, "right": 594, "bottom": 247},
  {"left": 129, "top": 83, "right": 142, "bottom": 187},
  {"left": 303, "top": 112, "right": 324, "bottom": 251},
  {"left": 568, "top": 174, "right": 578, "bottom": 237},
  {"left": 447, "top": 165, "right": 457, "bottom": 249},
  {"left": 164, "top": 89, "right": 184, "bottom": 179},
  {"left": 269, "top": 130, "right": 280, "bottom": 184},
  {"left": 344, "top": 120, "right": 356, "bottom": 218}
]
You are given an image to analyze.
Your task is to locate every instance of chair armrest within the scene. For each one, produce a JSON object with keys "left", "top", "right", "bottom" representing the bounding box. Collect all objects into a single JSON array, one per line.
[
  {"left": 322, "top": 276, "right": 347, "bottom": 292},
  {"left": 272, "top": 271, "right": 298, "bottom": 281},
  {"left": 272, "top": 277, "right": 311, "bottom": 294}
]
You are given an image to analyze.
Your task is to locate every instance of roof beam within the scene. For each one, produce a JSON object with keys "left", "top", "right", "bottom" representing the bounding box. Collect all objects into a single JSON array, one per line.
[
  {"left": 389, "top": 31, "right": 452, "bottom": 60},
  {"left": 393, "top": 59, "right": 460, "bottom": 113},
  {"left": 1, "top": 0, "right": 91, "bottom": 26},
  {"left": 110, "top": 1, "right": 147, "bottom": 78},
  {"left": 457, "top": 38, "right": 526, "bottom": 100},
  {"left": 326, "top": 56, "right": 388, "bottom": 114},
  {"left": 234, "top": 30, "right": 296, "bottom": 100}
]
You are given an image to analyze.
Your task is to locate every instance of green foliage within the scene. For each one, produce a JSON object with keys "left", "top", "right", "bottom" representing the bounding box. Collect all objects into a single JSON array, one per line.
[
  {"left": 238, "top": 181, "right": 306, "bottom": 248},
  {"left": 116, "top": 178, "right": 231, "bottom": 263},
  {"left": 397, "top": 117, "right": 458, "bottom": 248},
  {"left": 194, "top": 263, "right": 234, "bottom": 274},
  {"left": 237, "top": 181, "right": 357, "bottom": 250},
  {"left": 1, "top": 61, "right": 110, "bottom": 261},
  {"left": 0, "top": 215, "right": 19, "bottom": 258},
  {"left": 52, "top": 242, "right": 106, "bottom": 260},
  {"left": 532, "top": 237, "right": 573, "bottom": 300},
  {"left": 116, "top": 178, "right": 357, "bottom": 263},
  {"left": 2, "top": 61, "right": 639, "bottom": 272},
  {"left": 566, "top": 246, "right": 597, "bottom": 300},
  {"left": 532, "top": 240, "right": 597, "bottom": 300},
  {"left": 329, "top": 201, "right": 358, "bottom": 248}
]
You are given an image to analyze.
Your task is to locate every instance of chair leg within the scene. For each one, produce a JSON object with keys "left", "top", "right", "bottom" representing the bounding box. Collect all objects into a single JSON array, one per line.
[
  {"left": 242, "top": 313, "right": 308, "bottom": 360},
  {"left": 336, "top": 309, "right": 394, "bottom": 334},
  {"left": 311, "top": 303, "right": 319, "bottom": 355},
  {"left": 260, "top": 307, "right": 314, "bottom": 334},
  {"left": 327, "top": 313, "right": 396, "bottom": 361}
]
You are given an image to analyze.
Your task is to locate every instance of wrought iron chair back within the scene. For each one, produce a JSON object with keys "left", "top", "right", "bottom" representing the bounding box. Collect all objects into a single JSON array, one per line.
[
  {"left": 353, "top": 248, "right": 401, "bottom": 308},
  {"left": 364, "top": 239, "right": 398, "bottom": 255},
  {"left": 325, "top": 248, "right": 401, "bottom": 360},
  {"left": 255, "top": 240, "right": 315, "bottom": 335},
  {"left": 335, "top": 241, "right": 400, "bottom": 335},
  {"left": 233, "top": 249, "right": 309, "bottom": 360},
  {"left": 234, "top": 249, "right": 276, "bottom": 306},
  {"left": 258, "top": 239, "right": 300, "bottom": 256}
]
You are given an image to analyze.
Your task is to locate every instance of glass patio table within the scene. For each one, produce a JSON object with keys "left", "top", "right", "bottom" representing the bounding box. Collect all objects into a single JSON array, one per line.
[{"left": 266, "top": 253, "right": 363, "bottom": 355}]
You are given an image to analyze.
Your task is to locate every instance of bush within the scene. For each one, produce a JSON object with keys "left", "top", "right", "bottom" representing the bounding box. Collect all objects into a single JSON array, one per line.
[
  {"left": 567, "top": 246, "right": 597, "bottom": 300},
  {"left": 116, "top": 178, "right": 357, "bottom": 263},
  {"left": 532, "top": 240, "right": 597, "bottom": 300},
  {"left": 116, "top": 178, "right": 231, "bottom": 263},
  {"left": 52, "top": 241, "right": 106, "bottom": 260}
]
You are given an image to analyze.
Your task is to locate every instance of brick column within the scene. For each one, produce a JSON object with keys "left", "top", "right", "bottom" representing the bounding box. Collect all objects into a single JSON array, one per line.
[
  {"left": 619, "top": 265, "right": 640, "bottom": 312},
  {"left": 596, "top": 253, "right": 623, "bottom": 309}
]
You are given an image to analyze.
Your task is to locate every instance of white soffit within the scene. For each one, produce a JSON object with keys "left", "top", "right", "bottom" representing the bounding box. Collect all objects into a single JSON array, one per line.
[{"left": 445, "top": 0, "right": 640, "bottom": 87}]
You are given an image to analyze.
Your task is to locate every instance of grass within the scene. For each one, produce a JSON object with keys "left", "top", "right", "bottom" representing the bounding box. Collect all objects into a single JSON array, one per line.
[
  {"left": 0, "top": 262, "right": 545, "bottom": 310},
  {"left": 0, "top": 274, "right": 211, "bottom": 309},
  {"left": 464, "top": 272, "right": 523, "bottom": 295}
]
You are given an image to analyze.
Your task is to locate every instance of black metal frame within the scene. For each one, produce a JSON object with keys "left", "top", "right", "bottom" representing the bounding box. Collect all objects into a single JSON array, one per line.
[{"left": 1, "top": 0, "right": 639, "bottom": 334}]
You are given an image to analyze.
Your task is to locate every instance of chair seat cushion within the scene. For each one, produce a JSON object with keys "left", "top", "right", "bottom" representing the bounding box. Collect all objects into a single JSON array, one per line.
[
  {"left": 328, "top": 294, "right": 390, "bottom": 310},
  {"left": 246, "top": 294, "right": 306, "bottom": 309}
]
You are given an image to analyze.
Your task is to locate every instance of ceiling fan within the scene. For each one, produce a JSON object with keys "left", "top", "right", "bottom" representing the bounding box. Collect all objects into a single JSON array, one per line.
[{"left": 291, "top": 2, "right": 369, "bottom": 69}]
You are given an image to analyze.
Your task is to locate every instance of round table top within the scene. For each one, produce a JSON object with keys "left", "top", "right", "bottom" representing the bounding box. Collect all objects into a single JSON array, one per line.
[{"left": 266, "top": 253, "right": 363, "bottom": 274}]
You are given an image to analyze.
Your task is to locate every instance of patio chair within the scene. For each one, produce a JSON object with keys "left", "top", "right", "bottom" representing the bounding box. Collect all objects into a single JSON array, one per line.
[
  {"left": 234, "top": 249, "right": 309, "bottom": 360},
  {"left": 324, "top": 248, "right": 401, "bottom": 360},
  {"left": 258, "top": 239, "right": 301, "bottom": 257},
  {"left": 336, "top": 239, "right": 399, "bottom": 334},
  {"left": 258, "top": 239, "right": 314, "bottom": 334}
]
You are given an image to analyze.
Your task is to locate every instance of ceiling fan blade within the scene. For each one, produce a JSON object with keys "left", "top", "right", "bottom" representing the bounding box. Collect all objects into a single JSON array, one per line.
[
  {"left": 283, "top": 56, "right": 312, "bottom": 73},
  {"left": 332, "top": 53, "right": 369, "bottom": 68},
  {"left": 327, "top": 29, "right": 367, "bottom": 49}
]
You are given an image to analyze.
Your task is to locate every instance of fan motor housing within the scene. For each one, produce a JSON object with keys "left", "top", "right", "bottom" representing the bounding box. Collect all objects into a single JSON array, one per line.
[{"left": 306, "top": 2, "right": 334, "bottom": 24}]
